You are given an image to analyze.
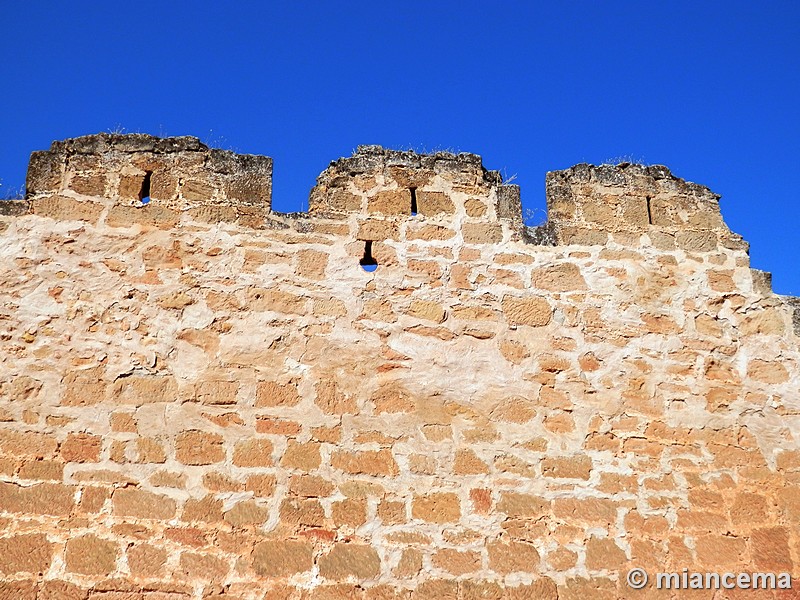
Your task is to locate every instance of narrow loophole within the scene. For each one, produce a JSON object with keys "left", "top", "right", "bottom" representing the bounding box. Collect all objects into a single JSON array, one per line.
[
  {"left": 645, "top": 195, "right": 653, "bottom": 225},
  {"left": 410, "top": 187, "right": 418, "bottom": 216},
  {"left": 359, "top": 241, "right": 378, "bottom": 272},
  {"left": 139, "top": 171, "right": 152, "bottom": 205}
]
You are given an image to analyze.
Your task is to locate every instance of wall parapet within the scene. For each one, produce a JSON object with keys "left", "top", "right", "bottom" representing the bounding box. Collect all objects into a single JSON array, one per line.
[
  {"left": 25, "top": 132, "right": 272, "bottom": 216},
  {"left": 16, "top": 135, "right": 748, "bottom": 256},
  {"left": 309, "top": 144, "right": 521, "bottom": 222},
  {"left": 542, "top": 162, "right": 746, "bottom": 252}
]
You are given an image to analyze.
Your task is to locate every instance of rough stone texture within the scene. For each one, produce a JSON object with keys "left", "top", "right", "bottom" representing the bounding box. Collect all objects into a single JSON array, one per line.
[
  {"left": 24, "top": 132, "right": 272, "bottom": 223},
  {"left": 544, "top": 162, "right": 749, "bottom": 252},
  {"left": 0, "top": 199, "right": 30, "bottom": 217},
  {"left": 1, "top": 137, "right": 799, "bottom": 598},
  {"left": 64, "top": 534, "right": 118, "bottom": 575},
  {"left": 308, "top": 145, "right": 521, "bottom": 241}
]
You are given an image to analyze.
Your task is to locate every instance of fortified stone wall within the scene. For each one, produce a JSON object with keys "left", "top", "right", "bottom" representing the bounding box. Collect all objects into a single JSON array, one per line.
[{"left": 0, "top": 134, "right": 799, "bottom": 600}]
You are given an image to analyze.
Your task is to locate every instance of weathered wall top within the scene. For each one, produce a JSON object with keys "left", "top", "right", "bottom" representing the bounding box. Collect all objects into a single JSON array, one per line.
[
  {"left": 26, "top": 132, "right": 272, "bottom": 213},
  {"left": 542, "top": 162, "right": 746, "bottom": 252},
  {"left": 17, "top": 134, "right": 743, "bottom": 257},
  {"left": 309, "top": 145, "right": 519, "bottom": 224}
]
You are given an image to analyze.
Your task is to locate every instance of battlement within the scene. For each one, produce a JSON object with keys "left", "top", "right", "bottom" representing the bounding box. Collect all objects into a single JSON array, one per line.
[
  {"left": 25, "top": 133, "right": 272, "bottom": 225},
  {"left": 543, "top": 162, "right": 747, "bottom": 252},
  {"left": 15, "top": 135, "right": 745, "bottom": 257},
  {"left": 309, "top": 144, "right": 520, "bottom": 222}
]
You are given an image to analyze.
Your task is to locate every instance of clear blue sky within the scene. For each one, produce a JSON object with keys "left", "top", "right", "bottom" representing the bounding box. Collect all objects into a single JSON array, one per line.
[{"left": 2, "top": 2, "right": 798, "bottom": 294}]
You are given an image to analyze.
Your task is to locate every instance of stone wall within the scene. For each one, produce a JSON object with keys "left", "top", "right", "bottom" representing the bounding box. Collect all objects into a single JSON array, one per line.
[{"left": 0, "top": 135, "right": 798, "bottom": 599}]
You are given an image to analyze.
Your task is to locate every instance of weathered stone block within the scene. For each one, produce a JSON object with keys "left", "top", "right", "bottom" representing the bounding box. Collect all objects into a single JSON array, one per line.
[
  {"left": 65, "top": 534, "right": 118, "bottom": 575},
  {"left": 246, "top": 287, "right": 307, "bottom": 314},
  {"left": 0, "top": 481, "right": 75, "bottom": 516},
  {"left": 127, "top": 544, "right": 167, "bottom": 577},
  {"left": 558, "top": 226, "right": 608, "bottom": 245},
  {"left": 255, "top": 380, "right": 301, "bottom": 407},
  {"left": 496, "top": 184, "right": 521, "bottom": 222},
  {"left": 61, "top": 366, "right": 106, "bottom": 406},
  {"left": 676, "top": 230, "right": 717, "bottom": 252},
  {"left": 552, "top": 498, "right": 617, "bottom": 524},
  {"left": 281, "top": 441, "right": 321, "bottom": 471},
  {"left": 432, "top": 549, "right": 480, "bottom": 575},
  {"left": 111, "top": 375, "right": 178, "bottom": 405},
  {"left": 278, "top": 497, "right": 324, "bottom": 527},
  {"left": 530, "top": 263, "right": 586, "bottom": 291},
  {"left": 296, "top": 249, "right": 329, "bottom": 279},
  {"left": 405, "top": 224, "right": 456, "bottom": 241},
  {"left": 357, "top": 220, "right": 399, "bottom": 241},
  {"left": 195, "top": 380, "right": 238, "bottom": 405},
  {"left": 176, "top": 430, "right": 225, "bottom": 465},
  {"left": 692, "top": 534, "right": 746, "bottom": 569},
  {"left": 0, "top": 199, "right": 29, "bottom": 216},
  {"left": 541, "top": 455, "right": 592, "bottom": 480},
  {"left": 252, "top": 540, "right": 314, "bottom": 577},
  {"left": 0, "top": 431, "right": 58, "bottom": 458},
  {"left": 497, "top": 492, "right": 549, "bottom": 518},
  {"left": 179, "top": 552, "right": 229, "bottom": 582},
  {"left": 331, "top": 449, "right": 398, "bottom": 476},
  {"left": 621, "top": 195, "right": 649, "bottom": 226},
  {"left": 747, "top": 359, "right": 789, "bottom": 383},
  {"left": 315, "top": 379, "right": 357, "bottom": 414},
  {"left": 38, "top": 581, "right": 86, "bottom": 600},
  {"left": 118, "top": 173, "right": 146, "bottom": 201},
  {"left": 106, "top": 204, "right": 180, "bottom": 228},
  {"left": 181, "top": 179, "right": 216, "bottom": 201},
  {"left": 407, "top": 300, "right": 446, "bottom": 323},
  {"left": 61, "top": 433, "right": 102, "bottom": 463},
  {"left": 111, "top": 489, "right": 175, "bottom": 522},
  {"left": 26, "top": 150, "right": 63, "bottom": 195},
  {"left": 417, "top": 190, "right": 455, "bottom": 215},
  {"left": 232, "top": 438, "right": 273, "bottom": 467},
  {"left": 581, "top": 200, "right": 616, "bottom": 226},
  {"left": 487, "top": 539, "right": 540, "bottom": 574},
  {"left": 412, "top": 492, "right": 461, "bottom": 523},
  {"left": 501, "top": 295, "right": 553, "bottom": 327},
  {"left": 0, "top": 533, "right": 53, "bottom": 574},
  {"left": 453, "top": 449, "right": 489, "bottom": 474},
  {"left": 223, "top": 499, "right": 269, "bottom": 527},
  {"left": 225, "top": 170, "right": 271, "bottom": 205},
  {"left": 318, "top": 544, "right": 381, "bottom": 580},
  {"left": 150, "top": 171, "right": 178, "bottom": 200},
  {"left": 310, "top": 187, "right": 362, "bottom": 214},
  {"left": 182, "top": 495, "right": 223, "bottom": 523},
  {"left": 368, "top": 189, "right": 409, "bottom": 215},
  {"left": 32, "top": 196, "right": 103, "bottom": 223},
  {"left": 69, "top": 173, "right": 107, "bottom": 197},
  {"left": 462, "top": 222, "right": 502, "bottom": 244},
  {"left": 464, "top": 197, "right": 487, "bottom": 217},
  {"left": 332, "top": 498, "right": 367, "bottom": 527}
]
